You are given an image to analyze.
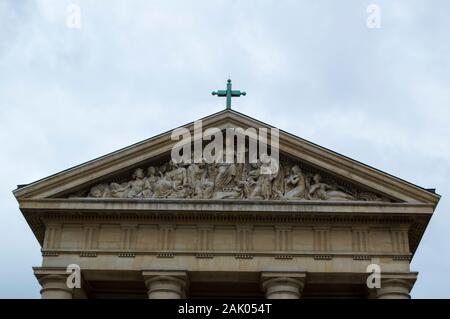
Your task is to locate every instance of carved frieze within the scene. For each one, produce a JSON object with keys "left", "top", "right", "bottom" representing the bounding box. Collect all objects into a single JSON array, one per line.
[{"left": 70, "top": 155, "right": 391, "bottom": 202}]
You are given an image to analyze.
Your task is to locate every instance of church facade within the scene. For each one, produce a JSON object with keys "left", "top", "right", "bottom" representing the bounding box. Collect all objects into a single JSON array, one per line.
[{"left": 14, "top": 110, "right": 440, "bottom": 298}]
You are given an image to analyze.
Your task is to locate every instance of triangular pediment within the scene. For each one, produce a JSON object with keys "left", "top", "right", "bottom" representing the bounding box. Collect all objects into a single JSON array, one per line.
[{"left": 13, "top": 110, "right": 440, "bottom": 206}]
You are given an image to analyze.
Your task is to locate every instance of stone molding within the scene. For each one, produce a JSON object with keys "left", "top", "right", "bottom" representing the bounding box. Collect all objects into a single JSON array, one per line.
[
  {"left": 19, "top": 197, "right": 436, "bottom": 213},
  {"left": 40, "top": 249, "right": 411, "bottom": 260}
]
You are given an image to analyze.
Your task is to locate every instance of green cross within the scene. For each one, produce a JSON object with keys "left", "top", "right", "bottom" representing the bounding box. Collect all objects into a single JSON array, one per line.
[{"left": 212, "top": 79, "right": 246, "bottom": 109}]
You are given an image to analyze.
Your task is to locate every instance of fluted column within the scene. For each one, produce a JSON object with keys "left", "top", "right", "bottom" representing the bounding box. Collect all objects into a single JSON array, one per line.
[
  {"left": 261, "top": 272, "right": 306, "bottom": 299},
  {"left": 143, "top": 271, "right": 188, "bottom": 299},
  {"left": 34, "top": 268, "right": 73, "bottom": 299},
  {"left": 375, "top": 273, "right": 417, "bottom": 299}
]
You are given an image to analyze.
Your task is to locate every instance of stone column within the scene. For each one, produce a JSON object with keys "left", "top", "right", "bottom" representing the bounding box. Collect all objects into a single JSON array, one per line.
[
  {"left": 34, "top": 268, "right": 73, "bottom": 299},
  {"left": 375, "top": 273, "right": 417, "bottom": 299},
  {"left": 142, "top": 271, "right": 188, "bottom": 299},
  {"left": 261, "top": 272, "right": 306, "bottom": 299}
]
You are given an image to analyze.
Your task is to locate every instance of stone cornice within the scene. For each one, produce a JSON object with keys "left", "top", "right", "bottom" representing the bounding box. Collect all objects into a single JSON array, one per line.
[
  {"left": 19, "top": 198, "right": 435, "bottom": 215},
  {"left": 41, "top": 248, "right": 412, "bottom": 260}
]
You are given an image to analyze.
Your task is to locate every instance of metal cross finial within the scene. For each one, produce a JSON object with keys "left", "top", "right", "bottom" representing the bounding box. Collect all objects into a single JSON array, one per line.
[{"left": 212, "top": 78, "right": 246, "bottom": 109}]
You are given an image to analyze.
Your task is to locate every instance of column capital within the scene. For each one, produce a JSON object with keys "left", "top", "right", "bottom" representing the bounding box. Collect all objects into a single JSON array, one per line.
[
  {"left": 375, "top": 272, "right": 418, "bottom": 299},
  {"left": 33, "top": 267, "right": 73, "bottom": 299},
  {"left": 142, "top": 270, "right": 189, "bottom": 299},
  {"left": 261, "top": 271, "right": 307, "bottom": 299}
]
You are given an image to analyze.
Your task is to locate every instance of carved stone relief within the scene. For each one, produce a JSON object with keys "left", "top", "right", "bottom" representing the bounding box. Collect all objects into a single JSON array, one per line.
[{"left": 72, "top": 155, "right": 391, "bottom": 202}]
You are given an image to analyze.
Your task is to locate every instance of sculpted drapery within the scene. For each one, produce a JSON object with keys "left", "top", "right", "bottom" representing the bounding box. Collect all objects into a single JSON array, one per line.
[{"left": 83, "top": 157, "right": 389, "bottom": 202}]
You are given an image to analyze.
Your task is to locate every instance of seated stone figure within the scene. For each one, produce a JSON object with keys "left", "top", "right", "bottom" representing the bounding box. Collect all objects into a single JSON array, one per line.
[
  {"left": 213, "top": 163, "right": 242, "bottom": 199},
  {"left": 110, "top": 168, "right": 146, "bottom": 198},
  {"left": 128, "top": 168, "right": 147, "bottom": 198},
  {"left": 109, "top": 182, "right": 129, "bottom": 198},
  {"left": 200, "top": 164, "right": 216, "bottom": 199},
  {"left": 239, "top": 162, "right": 260, "bottom": 198},
  {"left": 214, "top": 163, "right": 236, "bottom": 191},
  {"left": 282, "top": 165, "right": 307, "bottom": 200},
  {"left": 246, "top": 161, "right": 276, "bottom": 200},
  {"left": 151, "top": 162, "right": 187, "bottom": 198},
  {"left": 249, "top": 173, "right": 276, "bottom": 200},
  {"left": 186, "top": 163, "right": 204, "bottom": 199},
  {"left": 141, "top": 166, "right": 159, "bottom": 198}
]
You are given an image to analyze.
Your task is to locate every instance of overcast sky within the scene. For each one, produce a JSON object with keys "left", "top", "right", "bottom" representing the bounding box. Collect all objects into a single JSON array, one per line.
[{"left": 0, "top": 0, "right": 449, "bottom": 298}]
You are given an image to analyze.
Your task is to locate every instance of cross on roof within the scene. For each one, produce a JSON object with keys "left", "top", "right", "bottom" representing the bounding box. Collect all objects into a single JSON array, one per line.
[{"left": 212, "top": 79, "right": 246, "bottom": 109}]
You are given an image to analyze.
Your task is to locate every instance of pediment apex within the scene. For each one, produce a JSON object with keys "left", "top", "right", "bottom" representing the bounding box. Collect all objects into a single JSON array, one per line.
[{"left": 13, "top": 110, "right": 440, "bottom": 207}]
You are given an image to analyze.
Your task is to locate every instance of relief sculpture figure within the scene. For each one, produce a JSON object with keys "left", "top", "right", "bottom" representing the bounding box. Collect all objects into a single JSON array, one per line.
[
  {"left": 151, "top": 162, "right": 186, "bottom": 198},
  {"left": 110, "top": 168, "right": 146, "bottom": 198},
  {"left": 88, "top": 183, "right": 111, "bottom": 198},
  {"left": 83, "top": 154, "right": 387, "bottom": 202},
  {"left": 309, "top": 174, "right": 355, "bottom": 201},
  {"left": 282, "top": 165, "right": 307, "bottom": 200}
]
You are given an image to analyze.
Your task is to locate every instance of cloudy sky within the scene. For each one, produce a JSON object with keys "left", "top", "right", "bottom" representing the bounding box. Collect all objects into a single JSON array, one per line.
[{"left": 0, "top": 0, "right": 449, "bottom": 298}]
